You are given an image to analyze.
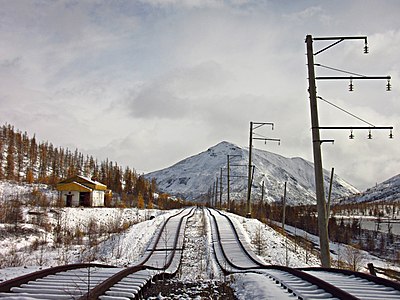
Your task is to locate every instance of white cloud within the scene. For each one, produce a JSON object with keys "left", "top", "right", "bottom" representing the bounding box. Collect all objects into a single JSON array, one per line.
[{"left": 1, "top": 0, "right": 400, "bottom": 190}]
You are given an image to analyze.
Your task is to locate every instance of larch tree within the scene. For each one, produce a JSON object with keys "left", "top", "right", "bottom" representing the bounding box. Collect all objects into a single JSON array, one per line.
[
  {"left": 5, "top": 126, "right": 15, "bottom": 180},
  {"left": 0, "top": 132, "right": 3, "bottom": 179},
  {"left": 137, "top": 193, "right": 145, "bottom": 209}
]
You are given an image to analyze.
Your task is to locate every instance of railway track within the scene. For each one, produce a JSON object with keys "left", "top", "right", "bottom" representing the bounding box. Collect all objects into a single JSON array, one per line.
[
  {"left": 206, "top": 208, "right": 400, "bottom": 300},
  {"left": 0, "top": 207, "right": 195, "bottom": 300},
  {"left": 1, "top": 207, "right": 399, "bottom": 299}
]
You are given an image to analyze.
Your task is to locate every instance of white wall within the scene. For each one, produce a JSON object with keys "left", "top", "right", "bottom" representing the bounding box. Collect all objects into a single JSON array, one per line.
[
  {"left": 61, "top": 190, "right": 104, "bottom": 207},
  {"left": 91, "top": 190, "right": 105, "bottom": 207}
]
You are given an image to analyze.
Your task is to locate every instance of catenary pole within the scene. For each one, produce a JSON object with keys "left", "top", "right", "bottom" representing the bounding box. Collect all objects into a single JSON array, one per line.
[
  {"left": 306, "top": 34, "right": 331, "bottom": 268},
  {"left": 227, "top": 155, "right": 231, "bottom": 211},
  {"left": 282, "top": 181, "right": 287, "bottom": 231},
  {"left": 220, "top": 168, "right": 223, "bottom": 208},
  {"left": 247, "top": 121, "right": 253, "bottom": 217}
]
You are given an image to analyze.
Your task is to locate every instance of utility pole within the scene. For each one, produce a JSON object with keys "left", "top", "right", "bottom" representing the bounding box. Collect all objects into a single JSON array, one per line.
[
  {"left": 215, "top": 176, "right": 219, "bottom": 209},
  {"left": 326, "top": 167, "right": 335, "bottom": 226},
  {"left": 247, "top": 121, "right": 254, "bottom": 218},
  {"left": 227, "top": 155, "right": 231, "bottom": 211},
  {"left": 220, "top": 168, "right": 223, "bottom": 208},
  {"left": 261, "top": 180, "right": 265, "bottom": 202},
  {"left": 246, "top": 121, "right": 279, "bottom": 218},
  {"left": 227, "top": 154, "right": 244, "bottom": 212},
  {"left": 306, "top": 34, "right": 392, "bottom": 268},
  {"left": 211, "top": 182, "right": 215, "bottom": 207},
  {"left": 282, "top": 181, "right": 287, "bottom": 231},
  {"left": 306, "top": 35, "right": 331, "bottom": 268}
]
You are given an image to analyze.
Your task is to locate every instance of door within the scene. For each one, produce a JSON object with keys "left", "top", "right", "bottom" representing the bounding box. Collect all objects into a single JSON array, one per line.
[
  {"left": 79, "top": 192, "right": 91, "bottom": 206},
  {"left": 66, "top": 194, "right": 72, "bottom": 207}
]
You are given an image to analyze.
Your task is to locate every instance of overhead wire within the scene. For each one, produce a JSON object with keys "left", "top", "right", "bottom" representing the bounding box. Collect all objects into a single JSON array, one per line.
[
  {"left": 315, "top": 63, "right": 367, "bottom": 77},
  {"left": 317, "top": 96, "right": 375, "bottom": 127}
]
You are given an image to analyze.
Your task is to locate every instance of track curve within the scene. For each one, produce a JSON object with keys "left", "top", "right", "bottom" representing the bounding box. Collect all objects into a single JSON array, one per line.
[
  {"left": 206, "top": 208, "right": 400, "bottom": 300},
  {"left": 0, "top": 207, "right": 195, "bottom": 300}
]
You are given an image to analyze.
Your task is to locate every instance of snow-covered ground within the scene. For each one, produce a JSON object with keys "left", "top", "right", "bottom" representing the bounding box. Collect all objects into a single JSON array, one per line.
[
  {"left": 228, "top": 212, "right": 321, "bottom": 268},
  {"left": 1, "top": 205, "right": 399, "bottom": 298},
  {"left": 275, "top": 220, "right": 400, "bottom": 273},
  {"left": 0, "top": 178, "right": 399, "bottom": 298},
  {"left": 0, "top": 207, "right": 175, "bottom": 281},
  {"left": 145, "top": 141, "right": 359, "bottom": 205}
]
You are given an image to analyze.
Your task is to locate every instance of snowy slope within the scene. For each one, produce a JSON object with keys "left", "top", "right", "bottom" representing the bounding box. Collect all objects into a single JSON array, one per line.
[
  {"left": 340, "top": 173, "right": 400, "bottom": 203},
  {"left": 145, "top": 141, "right": 359, "bottom": 205}
]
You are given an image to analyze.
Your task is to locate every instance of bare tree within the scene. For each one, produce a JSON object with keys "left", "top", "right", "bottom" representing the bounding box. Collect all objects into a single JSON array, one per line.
[
  {"left": 343, "top": 244, "right": 364, "bottom": 272},
  {"left": 251, "top": 223, "right": 266, "bottom": 256}
]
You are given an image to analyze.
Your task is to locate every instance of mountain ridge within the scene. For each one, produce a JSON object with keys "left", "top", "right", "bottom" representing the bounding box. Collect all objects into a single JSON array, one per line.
[
  {"left": 339, "top": 173, "right": 400, "bottom": 204},
  {"left": 145, "top": 141, "right": 359, "bottom": 205}
]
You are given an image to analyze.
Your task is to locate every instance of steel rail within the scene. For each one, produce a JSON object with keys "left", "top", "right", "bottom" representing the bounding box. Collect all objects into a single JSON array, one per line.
[
  {"left": 81, "top": 207, "right": 195, "bottom": 299},
  {"left": 301, "top": 267, "right": 400, "bottom": 293},
  {"left": 206, "top": 208, "right": 358, "bottom": 299},
  {"left": 0, "top": 263, "right": 116, "bottom": 293},
  {"left": 0, "top": 207, "right": 195, "bottom": 300}
]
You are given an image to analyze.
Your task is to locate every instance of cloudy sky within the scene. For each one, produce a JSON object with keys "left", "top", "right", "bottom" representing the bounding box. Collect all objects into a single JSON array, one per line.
[{"left": 1, "top": 0, "right": 400, "bottom": 190}]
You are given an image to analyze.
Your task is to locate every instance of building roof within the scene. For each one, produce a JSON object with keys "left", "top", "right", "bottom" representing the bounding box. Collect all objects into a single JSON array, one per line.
[
  {"left": 57, "top": 175, "right": 107, "bottom": 191},
  {"left": 56, "top": 181, "right": 92, "bottom": 192}
]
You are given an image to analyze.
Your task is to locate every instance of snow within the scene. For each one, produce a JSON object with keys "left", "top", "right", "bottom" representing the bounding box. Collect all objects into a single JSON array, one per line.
[
  {"left": 227, "top": 213, "right": 321, "bottom": 268},
  {"left": 273, "top": 220, "right": 400, "bottom": 274},
  {"left": 145, "top": 141, "right": 359, "bottom": 205},
  {"left": 0, "top": 180, "right": 58, "bottom": 201},
  {"left": 343, "top": 173, "right": 400, "bottom": 203},
  {"left": 0, "top": 180, "right": 399, "bottom": 298},
  {"left": 231, "top": 272, "right": 297, "bottom": 299},
  {"left": 0, "top": 206, "right": 175, "bottom": 281},
  {"left": 1, "top": 205, "right": 399, "bottom": 297}
]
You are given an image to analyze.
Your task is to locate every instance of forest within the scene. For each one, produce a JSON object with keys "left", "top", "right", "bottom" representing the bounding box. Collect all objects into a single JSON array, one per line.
[
  {"left": 0, "top": 123, "right": 184, "bottom": 209},
  {"left": 243, "top": 200, "right": 400, "bottom": 264}
]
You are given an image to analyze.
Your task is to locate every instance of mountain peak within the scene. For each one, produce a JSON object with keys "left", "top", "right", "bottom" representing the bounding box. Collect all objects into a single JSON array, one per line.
[
  {"left": 145, "top": 141, "right": 359, "bottom": 204},
  {"left": 207, "top": 140, "right": 242, "bottom": 152}
]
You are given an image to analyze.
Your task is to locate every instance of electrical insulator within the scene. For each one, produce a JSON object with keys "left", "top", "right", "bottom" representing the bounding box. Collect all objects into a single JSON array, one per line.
[
  {"left": 349, "top": 78, "right": 354, "bottom": 91},
  {"left": 364, "top": 43, "right": 369, "bottom": 54},
  {"left": 386, "top": 79, "right": 391, "bottom": 91},
  {"left": 349, "top": 130, "right": 354, "bottom": 139}
]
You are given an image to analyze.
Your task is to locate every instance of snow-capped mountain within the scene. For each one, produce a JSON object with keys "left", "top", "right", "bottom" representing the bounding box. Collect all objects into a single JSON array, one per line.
[
  {"left": 145, "top": 141, "right": 359, "bottom": 205},
  {"left": 340, "top": 174, "right": 400, "bottom": 203}
]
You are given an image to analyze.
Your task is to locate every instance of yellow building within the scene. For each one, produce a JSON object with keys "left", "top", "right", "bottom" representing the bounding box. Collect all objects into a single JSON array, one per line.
[{"left": 56, "top": 175, "right": 109, "bottom": 207}]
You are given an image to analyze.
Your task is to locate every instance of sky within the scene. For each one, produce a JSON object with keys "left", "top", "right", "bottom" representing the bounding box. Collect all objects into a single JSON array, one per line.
[{"left": 1, "top": 0, "right": 400, "bottom": 191}]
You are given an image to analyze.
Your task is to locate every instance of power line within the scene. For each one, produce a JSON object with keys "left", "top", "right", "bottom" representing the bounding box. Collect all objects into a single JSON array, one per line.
[
  {"left": 315, "top": 63, "right": 366, "bottom": 77},
  {"left": 317, "top": 96, "right": 375, "bottom": 127}
]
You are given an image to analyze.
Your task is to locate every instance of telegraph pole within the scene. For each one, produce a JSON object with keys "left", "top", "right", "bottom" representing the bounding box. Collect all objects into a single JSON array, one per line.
[
  {"left": 282, "top": 181, "right": 287, "bottom": 231},
  {"left": 306, "top": 34, "right": 392, "bottom": 268},
  {"left": 247, "top": 121, "right": 254, "bottom": 217},
  {"left": 211, "top": 182, "right": 215, "bottom": 207},
  {"left": 227, "top": 154, "right": 240, "bottom": 211},
  {"left": 246, "top": 122, "right": 279, "bottom": 218},
  {"left": 227, "top": 155, "right": 231, "bottom": 211},
  {"left": 261, "top": 180, "right": 265, "bottom": 202},
  {"left": 220, "top": 168, "right": 223, "bottom": 208},
  {"left": 306, "top": 35, "right": 331, "bottom": 267},
  {"left": 215, "top": 176, "right": 218, "bottom": 208}
]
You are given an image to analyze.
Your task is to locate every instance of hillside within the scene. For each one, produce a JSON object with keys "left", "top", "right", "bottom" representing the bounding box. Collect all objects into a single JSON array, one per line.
[
  {"left": 0, "top": 123, "right": 156, "bottom": 206},
  {"left": 340, "top": 173, "right": 400, "bottom": 204},
  {"left": 145, "top": 141, "right": 359, "bottom": 205}
]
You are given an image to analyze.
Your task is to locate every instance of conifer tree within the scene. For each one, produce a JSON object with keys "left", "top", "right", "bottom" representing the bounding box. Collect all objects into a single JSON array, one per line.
[
  {"left": 0, "top": 131, "right": 4, "bottom": 179},
  {"left": 26, "top": 168, "right": 34, "bottom": 184},
  {"left": 0, "top": 123, "right": 157, "bottom": 205},
  {"left": 137, "top": 193, "right": 145, "bottom": 209},
  {"left": 15, "top": 131, "right": 24, "bottom": 182},
  {"left": 29, "top": 134, "right": 38, "bottom": 173},
  {"left": 5, "top": 125, "right": 15, "bottom": 180}
]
